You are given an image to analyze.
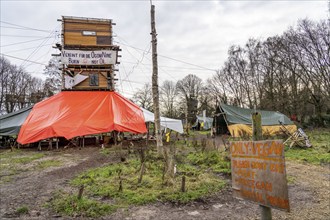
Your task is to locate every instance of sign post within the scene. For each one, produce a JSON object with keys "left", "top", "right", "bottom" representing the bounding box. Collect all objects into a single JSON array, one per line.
[
  {"left": 230, "top": 112, "right": 290, "bottom": 220},
  {"left": 252, "top": 112, "right": 272, "bottom": 220}
]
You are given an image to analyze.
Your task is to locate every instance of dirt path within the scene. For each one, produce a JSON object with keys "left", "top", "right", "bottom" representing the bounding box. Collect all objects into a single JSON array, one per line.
[
  {"left": 0, "top": 148, "right": 329, "bottom": 219},
  {"left": 0, "top": 147, "right": 120, "bottom": 219}
]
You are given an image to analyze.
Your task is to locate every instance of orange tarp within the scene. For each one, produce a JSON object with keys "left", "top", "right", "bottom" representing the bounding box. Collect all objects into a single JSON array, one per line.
[{"left": 17, "top": 91, "right": 147, "bottom": 144}]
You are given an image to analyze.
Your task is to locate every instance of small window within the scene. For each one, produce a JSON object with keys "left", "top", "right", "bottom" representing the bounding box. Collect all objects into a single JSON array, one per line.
[
  {"left": 97, "top": 36, "right": 111, "bottom": 45},
  {"left": 82, "top": 31, "right": 96, "bottom": 36},
  {"left": 89, "top": 73, "right": 99, "bottom": 86}
]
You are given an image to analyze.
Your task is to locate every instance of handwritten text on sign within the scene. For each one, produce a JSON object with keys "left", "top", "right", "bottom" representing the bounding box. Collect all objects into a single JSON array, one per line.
[
  {"left": 61, "top": 49, "right": 117, "bottom": 65},
  {"left": 230, "top": 140, "right": 290, "bottom": 211}
]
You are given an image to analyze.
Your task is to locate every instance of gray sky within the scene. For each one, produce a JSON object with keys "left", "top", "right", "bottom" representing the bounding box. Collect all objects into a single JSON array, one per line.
[{"left": 1, "top": 0, "right": 328, "bottom": 97}]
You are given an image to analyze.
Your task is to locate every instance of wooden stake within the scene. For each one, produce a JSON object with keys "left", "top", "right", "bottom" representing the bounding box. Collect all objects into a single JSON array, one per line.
[
  {"left": 252, "top": 112, "right": 272, "bottom": 220},
  {"left": 78, "top": 185, "right": 84, "bottom": 199},
  {"left": 56, "top": 138, "right": 59, "bottom": 149},
  {"left": 181, "top": 175, "right": 186, "bottom": 192}
]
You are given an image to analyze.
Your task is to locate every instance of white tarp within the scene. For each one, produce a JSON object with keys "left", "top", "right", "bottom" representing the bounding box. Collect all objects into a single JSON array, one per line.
[
  {"left": 141, "top": 108, "right": 184, "bottom": 134},
  {"left": 61, "top": 49, "right": 117, "bottom": 65},
  {"left": 64, "top": 74, "right": 89, "bottom": 89}
]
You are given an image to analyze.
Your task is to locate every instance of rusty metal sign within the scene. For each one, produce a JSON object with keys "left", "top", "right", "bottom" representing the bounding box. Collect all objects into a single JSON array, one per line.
[{"left": 230, "top": 140, "right": 290, "bottom": 211}]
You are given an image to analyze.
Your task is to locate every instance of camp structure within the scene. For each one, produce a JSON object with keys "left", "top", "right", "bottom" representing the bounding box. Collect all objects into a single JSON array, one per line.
[
  {"left": 192, "top": 116, "right": 214, "bottom": 130},
  {"left": 17, "top": 91, "right": 147, "bottom": 145},
  {"left": 141, "top": 108, "right": 184, "bottom": 134},
  {"left": 214, "top": 103, "right": 297, "bottom": 137},
  {"left": 0, "top": 106, "right": 33, "bottom": 136}
]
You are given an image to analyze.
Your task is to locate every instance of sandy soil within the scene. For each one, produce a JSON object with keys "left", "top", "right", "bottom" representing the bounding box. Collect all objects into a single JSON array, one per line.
[{"left": 0, "top": 146, "right": 329, "bottom": 220}]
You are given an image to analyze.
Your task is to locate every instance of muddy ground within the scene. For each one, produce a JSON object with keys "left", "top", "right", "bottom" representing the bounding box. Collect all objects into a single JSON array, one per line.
[{"left": 0, "top": 146, "right": 329, "bottom": 220}]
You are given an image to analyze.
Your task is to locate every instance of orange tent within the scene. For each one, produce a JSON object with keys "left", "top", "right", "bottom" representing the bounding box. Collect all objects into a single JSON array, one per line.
[{"left": 17, "top": 91, "right": 147, "bottom": 144}]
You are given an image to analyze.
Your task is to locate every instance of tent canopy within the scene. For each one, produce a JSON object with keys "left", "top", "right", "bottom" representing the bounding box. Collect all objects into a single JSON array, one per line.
[
  {"left": 0, "top": 106, "right": 33, "bottom": 136},
  {"left": 215, "top": 103, "right": 296, "bottom": 137},
  {"left": 142, "top": 108, "right": 184, "bottom": 134},
  {"left": 17, "top": 91, "right": 147, "bottom": 144},
  {"left": 220, "top": 103, "right": 294, "bottom": 125}
]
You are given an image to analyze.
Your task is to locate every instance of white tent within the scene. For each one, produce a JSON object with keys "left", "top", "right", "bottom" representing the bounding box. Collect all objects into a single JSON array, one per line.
[{"left": 141, "top": 108, "right": 184, "bottom": 134}]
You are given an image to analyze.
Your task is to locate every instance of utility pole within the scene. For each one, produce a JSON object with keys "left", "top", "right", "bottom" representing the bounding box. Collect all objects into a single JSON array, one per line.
[{"left": 150, "top": 4, "right": 163, "bottom": 154}]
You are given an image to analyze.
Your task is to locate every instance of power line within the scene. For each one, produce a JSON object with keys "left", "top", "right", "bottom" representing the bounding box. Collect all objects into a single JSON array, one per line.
[
  {"left": 1, "top": 37, "right": 53, "bottom": 47},
  {"left": 0, "top": 21, "right": 52, "bottom": 33},
  {"left": 0, "top": 53, "right": 47, "bottom": 66},
  {"left": 1, "top": 34, "right": 53, "bottom": 38},
  {"left": 121, "top": 60, "right": 214, "bottom": 71},
  {"left": 20, "top": 25, "right": 59, "bottom": 68},
  {"left": 159, "top": 54, "right": 217, "bottom": 72},
  {"left": 114, "top": 37, "right": 179, "bottom": 82},
  {"left": 3, "top": 43, "right": 54, "bottom": 54},
  {"left": 114, "top": 39, "right": 216, "bottom": 72}
]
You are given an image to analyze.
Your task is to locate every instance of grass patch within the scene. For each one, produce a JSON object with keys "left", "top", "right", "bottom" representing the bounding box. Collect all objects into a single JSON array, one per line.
[
  {"left": 51, "top": 192, "right": 116, "bottom": 218},
  {"left": 16, "top": 206, "right": 29, "bottom": 215},
  {"left": 284, "top": 128, "right": 330, "bottom": 165},
  {"left": 11, "top": 153, "right": 44, "bottom": 164},
  {"left": 51, "top": 149, "right": 228, "bottom": 217},
  {"left": 37, "top": 160, "right": 62, "bottom": 169},
  {"left": 286, "top": 175, "right": 296, "bottom": 184},
  {"left": 0, "top": 150, "right": 46, "bottom": 184},
  {"left": 285, "top": 146, "right": 330, "bottom": 165},
  {"left": 100, "top": 148, "right": 111, "bottom": 155},
  {"left": 0, "top": 149, "right": 44, "bottom": 164},
  {"left": 187, "top": 151, "right": 231, "bottom": 175},
  {"left": 308, "top": 129, "right": 330, "bottom": 148}
]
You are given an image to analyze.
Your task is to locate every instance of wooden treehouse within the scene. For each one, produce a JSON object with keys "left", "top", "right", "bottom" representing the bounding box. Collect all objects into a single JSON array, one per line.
[{"left": 58, "top": 16, "right": 120, "bottom": 91}]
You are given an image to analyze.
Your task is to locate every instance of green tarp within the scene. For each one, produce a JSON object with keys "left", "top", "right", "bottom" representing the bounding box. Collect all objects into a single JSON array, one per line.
[
  {"left": 0, "top": 106, "right": 33, "bottom": 136},
  {"left": 220, "top": 103, "right": 293, "bottom": 126}
]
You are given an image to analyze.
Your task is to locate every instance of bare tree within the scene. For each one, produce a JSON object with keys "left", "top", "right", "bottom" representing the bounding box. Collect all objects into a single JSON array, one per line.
[
  {"left": 160, "top": 80, "right": 178, "bottom": 118},
  {"left": 176, "top": 74, "right": 202, "bottom": 124},
  {"left": 43, "top": 56, "right": 62, "bottom": 96},
  {"left": 132, "top": 83, "right": 153, "bottom": 111},
  {"left": 0, "top": 56, "right": 11, "bottom": 114},
  {"left": 0, "top": 56, "right": 46, "bottom": 114},
  {"left": 211, "top": 19, "right": 329, "bottom": 126}
]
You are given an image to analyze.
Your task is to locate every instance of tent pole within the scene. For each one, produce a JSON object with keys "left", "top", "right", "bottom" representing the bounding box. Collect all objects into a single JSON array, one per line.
[
  {"left": 146, "top": 122, "right": 150, "bottom": 145},
  {"left": 56, "top": 138, "right": 59, "bottom": 149},
  {"left": 38, "top": 141, "right": 41, "bottom": 151},
  {"left": 219, "top": 104, "right": 230, "bottom": 135}
]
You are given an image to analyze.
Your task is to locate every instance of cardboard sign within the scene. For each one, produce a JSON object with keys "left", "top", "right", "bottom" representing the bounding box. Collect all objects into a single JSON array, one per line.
[{"left": 230, "top": 140, "right": 290, "bottom": 211}]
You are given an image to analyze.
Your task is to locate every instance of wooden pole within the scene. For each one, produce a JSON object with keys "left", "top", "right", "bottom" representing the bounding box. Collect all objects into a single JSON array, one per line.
[
  {"left": 252, "top": 112, "right": 272, "bottom": 220},
  {"left": 146, "top": 122, "right": 150, "bottom": 145},
  {"left": 78, "top": 185, "right": 84, "bottom": 200},
  {"left": 181, "top": 175, "right": 186, "bottom": 192},
  {"left": 150, "top": 4, "right": 163, "bottom": 154},
  {"left": 56, "top": 138, "right": 59, "bottom": 150}
]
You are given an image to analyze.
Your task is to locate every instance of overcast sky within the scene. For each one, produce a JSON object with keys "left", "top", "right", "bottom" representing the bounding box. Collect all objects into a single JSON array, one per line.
[{"left": 1, "top": 0, "right": 328, "bottom": 97}]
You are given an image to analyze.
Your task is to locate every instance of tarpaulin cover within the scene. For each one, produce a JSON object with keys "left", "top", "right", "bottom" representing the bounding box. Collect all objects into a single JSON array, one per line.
[
  {"left": 0, "top": 106, "right": 33, "bottom": 136},
  {"left": 17, "top": 91, "right": 147, "bottom": 144},
  {"left": 218, "top": 103, "right": 296, "bottom": 137},
  {"left": 220, "top": 103, "right": 294, "bottom": 125},
  {"left": 192, "top": 116, "right": 214, "bottom": 130},
  {"left": 142, "top": 108, "right": 184, "bottom": 133}
]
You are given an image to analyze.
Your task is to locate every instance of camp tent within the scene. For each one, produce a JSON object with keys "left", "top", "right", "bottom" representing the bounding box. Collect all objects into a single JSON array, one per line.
[
  {"left": 0, "top": 106, "right": 33, "bottom": 136},
  {"left": 214, "top": 103, "right": 297, "bottom": 137},
  {"left": 192, "top": 116, "right": 213, "bottom": 130},
  {"left": 17, "top": 91, "right": 147, "bottom": 144},
  {"left": 141, "top": 108, "right": 184, "bottom": 134}
]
